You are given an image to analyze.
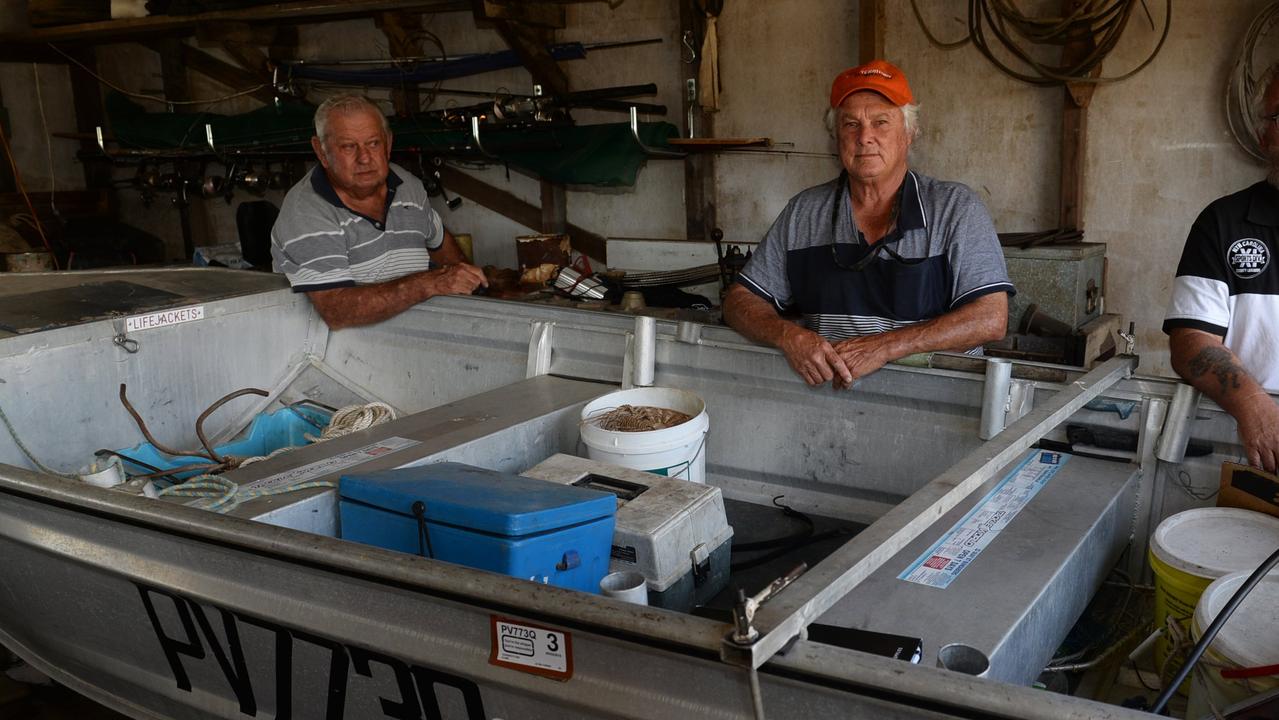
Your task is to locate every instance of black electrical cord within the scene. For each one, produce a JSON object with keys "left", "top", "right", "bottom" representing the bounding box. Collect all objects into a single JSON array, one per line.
[
  {"left": 1150, "top": 544, "right": 1279, "bottom": 715},
  {"left": 731, "top": 496, "right": 815, "bottom": 552},
  {"left": 731, "top": 529, "right": 849, "bottom": 572},
  {"left": 910, "top": 0, "right": 1171, "bottom": 87},
  {"left": 729, "top": 496, "right": 855, "bottom": 572}
]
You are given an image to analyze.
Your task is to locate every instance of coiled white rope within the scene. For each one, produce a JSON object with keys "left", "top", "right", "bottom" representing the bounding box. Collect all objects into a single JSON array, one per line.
[{"left": 305, "top": 402, "right": 397, "bottom": 442}]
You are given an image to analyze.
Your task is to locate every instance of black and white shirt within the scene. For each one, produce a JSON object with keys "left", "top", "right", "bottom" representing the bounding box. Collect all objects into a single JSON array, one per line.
[
  {"left": 270, "top": 163, "right": 444, "bottom": 292},
  {"left": 738, "top": 170, "right": 1014, "bottom": 350},
  {"left": 1164, "top": 181, "right": 1279, "bottom": 391}
]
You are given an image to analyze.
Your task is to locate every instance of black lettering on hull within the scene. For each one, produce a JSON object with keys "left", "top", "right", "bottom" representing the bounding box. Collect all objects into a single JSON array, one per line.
[{"left": 135, "top": 583, "right": 486, "bottom": 719}]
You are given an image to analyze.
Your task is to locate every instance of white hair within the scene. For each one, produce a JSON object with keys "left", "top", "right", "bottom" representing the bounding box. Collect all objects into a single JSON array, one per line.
[
  {"left": 314, "top": 94, "right": 390, "bottom": 145},
  {"left": 825, "top": 101, "right": 921, "bottom": 140}
]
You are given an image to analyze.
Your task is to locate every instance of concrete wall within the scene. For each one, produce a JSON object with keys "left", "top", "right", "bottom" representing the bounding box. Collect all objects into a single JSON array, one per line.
[
  {"left": 3, "top": 1, "right": 1275, "bottom": 379},
  {"left": 0, "top": 8, "right": 85, "bottom": 201},
  {"left": 891, "top": 1, "right": 1276, "bottom": 377}
]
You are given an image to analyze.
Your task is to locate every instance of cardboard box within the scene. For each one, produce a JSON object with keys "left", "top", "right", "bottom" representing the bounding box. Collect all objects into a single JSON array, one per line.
[{"left": 1219, "top": 462, "right": 1279, "bottom": 519}]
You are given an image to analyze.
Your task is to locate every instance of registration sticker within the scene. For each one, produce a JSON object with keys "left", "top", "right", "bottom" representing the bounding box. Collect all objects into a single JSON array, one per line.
[
  {"left": 489, "top": 616, "right": 572, "bottom": 681},
  {"left": 898, "top": 451, "right": 1070, "bottom": 589}
]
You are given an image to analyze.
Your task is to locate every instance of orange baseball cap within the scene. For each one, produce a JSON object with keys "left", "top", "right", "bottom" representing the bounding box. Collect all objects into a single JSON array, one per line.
[{"left": 829, "top": 59, "right": 913, "bottom": 108}]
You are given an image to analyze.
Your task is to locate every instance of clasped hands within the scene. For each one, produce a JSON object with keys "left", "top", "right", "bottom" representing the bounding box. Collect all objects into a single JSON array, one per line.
[{"left": 779, "top": 326, "right": 891, "bottom": 389}]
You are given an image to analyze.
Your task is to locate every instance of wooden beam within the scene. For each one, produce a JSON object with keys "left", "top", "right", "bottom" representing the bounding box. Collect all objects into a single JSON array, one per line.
[
  {"left": 1058, "top": 0, "right": 1099, "bottom": 231},
  {"left": 0, "top": 0, "right": 470, "bottom": 51},
  {"left": 858, "top": 0, "right": 886, "bottom": 63},
  {"left": 65, "top": 47, "right": 112, "bottom": 189},
  {"left": 194, "top": 21, "right": 277, "bottom": 48},
  {"left": 0, "top": 85, "right": 15, "bottom": 193},
  {"left": 439, "top": 166, "right": 607, "bottom": 262},
  {"left": 540, "top": 180, "right": 566, "bottom": 233},
  {"left": 27, "top": 0, "right": 111, "bottom": 27},
  {"left": 492, "top": 20, "right": 569, "bottom": 96},
  {"left": 376, "top": 11, "right": 423, "bottom": 116},
  {"left": 218, "top": 41, "right": 272, "bottom": 79},
  {"left": 173, "top": 43, "right": 276, "bottom": 105},
  {"left": 268, "top": 25, "right": 300, "bottom": 65},
  {"left": 476, "top": 0, "right": 565, "bottom": 28},
  {"left": 157, "top": 38, "right": 190, "bottom": 104},
  {"left": 679, "top": 0, "right": 715, "bottom": 242}
]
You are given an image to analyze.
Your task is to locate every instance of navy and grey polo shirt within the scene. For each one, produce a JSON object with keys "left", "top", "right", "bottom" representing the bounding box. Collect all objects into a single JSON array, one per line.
[
  {"left": 738, "top": 170, "right": 1014, "bottom": 347},
  {"left": 270, "top": 162, "right": 444, "bottom": 292},
  {"left": 1164, "top": 180, "right": 1279, "bottom": 391}
]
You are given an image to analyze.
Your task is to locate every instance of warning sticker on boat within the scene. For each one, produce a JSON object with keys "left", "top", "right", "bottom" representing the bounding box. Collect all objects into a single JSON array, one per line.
[
  {"left": 125, "top": 305, "right": 204, "bottom": 333},
  {"left": 241, "top": 436, "right": 420, "bottom": 493},
  {"left": 898, "top": 451, "right": 1070, "bottom": 589},
  {"left": 490, "top": 616, "right": 572, "bottom": 681}
]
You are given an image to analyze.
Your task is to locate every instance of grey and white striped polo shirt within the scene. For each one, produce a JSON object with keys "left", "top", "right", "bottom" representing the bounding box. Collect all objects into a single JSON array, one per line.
[{"left": 270, "top": 163, "right": 444, "bottom": 292}]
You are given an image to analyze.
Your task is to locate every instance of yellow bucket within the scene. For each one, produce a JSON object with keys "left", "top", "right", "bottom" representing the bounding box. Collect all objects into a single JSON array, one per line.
[{"left": 1149, "top": 508, "right": 1279, "bottom": 690}]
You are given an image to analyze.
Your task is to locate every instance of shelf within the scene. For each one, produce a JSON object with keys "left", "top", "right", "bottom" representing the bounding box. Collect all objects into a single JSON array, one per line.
[
  {"left": 666, "top": 137, "right": 771, "bottom": 150},
  {"left": 0, "top": 0, "right": 469, "bottom": 62}
]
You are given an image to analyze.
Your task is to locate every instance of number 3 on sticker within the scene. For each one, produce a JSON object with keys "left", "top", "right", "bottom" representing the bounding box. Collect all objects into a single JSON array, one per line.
[{"left": 489, "top": 616, "right": 573, "bottom": 681}]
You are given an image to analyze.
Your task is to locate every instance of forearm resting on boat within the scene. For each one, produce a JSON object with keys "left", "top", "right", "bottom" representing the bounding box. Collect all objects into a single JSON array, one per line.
[
  {"left": 832, "top": 291, "right": 1008, "bottom": 376},
  {"left": 306, "top": 263, "right": 487, "bottom": 329},
  {"left": 722, "top": 283, "right": 853, "bottom": 387},
  {"left": 1169, "top": 327, "right": 1279, "bottom": 472}
]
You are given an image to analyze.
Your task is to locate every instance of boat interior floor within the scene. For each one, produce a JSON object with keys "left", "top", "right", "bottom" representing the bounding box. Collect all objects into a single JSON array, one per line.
[{"left": 708, "top": 498, "right": 866, "bottom": 609}]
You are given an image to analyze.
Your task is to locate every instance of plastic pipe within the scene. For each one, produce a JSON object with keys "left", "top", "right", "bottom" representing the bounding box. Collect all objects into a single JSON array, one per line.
[
  {"left": 633, "top": 316, "right": 656, "bottom": 388},
  {"left": 979, "top": 358, "right": 1013, "bottom": 440},
  {"left": 1155, "top": 383, "right": 1201, "bottom": 463}
]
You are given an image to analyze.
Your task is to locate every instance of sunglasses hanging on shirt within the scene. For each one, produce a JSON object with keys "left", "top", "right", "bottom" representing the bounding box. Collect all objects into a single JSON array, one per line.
[{"left": 829, "top": 171, "right": 927, "bottom": 272}]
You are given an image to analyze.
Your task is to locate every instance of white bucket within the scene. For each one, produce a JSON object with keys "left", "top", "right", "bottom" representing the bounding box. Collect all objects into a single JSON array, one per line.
[
  {"left": 1148, "top": 507, "right": 1279, "bottom": 680},
  {"left": 579, "top": 387, "right": 709, "bottom": 484},
  {"left": 1185, "top": 570, "right": 1279, "bottom": 719}
]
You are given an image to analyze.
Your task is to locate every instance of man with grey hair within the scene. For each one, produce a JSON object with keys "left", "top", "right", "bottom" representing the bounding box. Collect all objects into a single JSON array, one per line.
[
  {"left": 1164, "top": 65, "right": 1279, "bottom": 472},
  {"left": 723, "top": 59, "right": 1012, "bottom": 388},
  {"left": 271, "top": 94, "right": 485, "bottom": 329}
]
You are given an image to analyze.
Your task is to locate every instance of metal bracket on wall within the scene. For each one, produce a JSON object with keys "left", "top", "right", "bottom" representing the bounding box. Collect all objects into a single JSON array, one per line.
[
  {"left": 470, "top": 116, "right": 499, "bottom": 159},
  {"left": 526, "top": 321, "right": 554, "bottom": 378},
  {"left": 630, "top": 107, "right": 685, "bottom": 159}
]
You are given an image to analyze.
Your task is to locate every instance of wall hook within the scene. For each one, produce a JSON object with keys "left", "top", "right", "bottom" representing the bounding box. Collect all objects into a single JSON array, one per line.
[{"left": 681, "top": 30, "right": 697, "bottom": 64}]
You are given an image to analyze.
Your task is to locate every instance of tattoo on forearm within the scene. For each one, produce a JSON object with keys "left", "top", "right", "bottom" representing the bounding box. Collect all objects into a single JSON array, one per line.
[{"left": 1186, "top": 346, "right": 1245, "bottom": 394}]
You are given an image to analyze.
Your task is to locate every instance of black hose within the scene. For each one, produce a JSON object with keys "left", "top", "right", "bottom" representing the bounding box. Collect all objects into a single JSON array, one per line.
[
  {"left": 1150, "top": 544, "right": 1279, "bottom": 715},
  {"left": 731, "top": 529, "right": 848, "bottom": 572}
]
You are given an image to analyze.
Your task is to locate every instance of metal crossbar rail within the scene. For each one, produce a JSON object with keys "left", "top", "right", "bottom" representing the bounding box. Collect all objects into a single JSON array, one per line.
[{"left": 722, "top": 354, "right": 1139, "bottom": 668}]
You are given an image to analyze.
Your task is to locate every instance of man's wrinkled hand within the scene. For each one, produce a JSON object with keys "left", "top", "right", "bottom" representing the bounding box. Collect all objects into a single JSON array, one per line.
[
  {"left": 432, "top": 263, "right": 488, "bottom": 296},
  {"left": 1236, "top": 394, "right": 1279, "bottom": 473},
  {"left": 831, "top": 335, "right": 892, "bottom": 388},
  {"left": 779, "top": 326, "right": 853, "bottom": 387}
]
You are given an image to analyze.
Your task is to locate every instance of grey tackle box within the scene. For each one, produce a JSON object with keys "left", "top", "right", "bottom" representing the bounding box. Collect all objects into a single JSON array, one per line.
[{"left": 523, "top": 454, "right": 733, "bottom": 611}]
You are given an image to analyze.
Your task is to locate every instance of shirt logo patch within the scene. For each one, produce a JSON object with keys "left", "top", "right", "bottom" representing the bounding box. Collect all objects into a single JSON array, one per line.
[{"left": 1227, "top": 238, "right": 1269, "bottom": 279}]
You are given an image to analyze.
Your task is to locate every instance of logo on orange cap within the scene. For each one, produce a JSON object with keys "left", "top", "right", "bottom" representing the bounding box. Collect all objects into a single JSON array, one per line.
[{"left": 830, "top": 59, "right": 913, "bottom": 108}]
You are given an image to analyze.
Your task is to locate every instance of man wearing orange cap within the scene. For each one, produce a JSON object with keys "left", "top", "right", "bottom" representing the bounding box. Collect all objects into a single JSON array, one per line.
[{"left": 723, "top": 60, "right": 1013, "bottom": 387}]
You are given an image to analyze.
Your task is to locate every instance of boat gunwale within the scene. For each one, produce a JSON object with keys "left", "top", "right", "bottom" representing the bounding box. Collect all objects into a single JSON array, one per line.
[{"left": 0, "top": 462, "right": 730, "bottom": 660}]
